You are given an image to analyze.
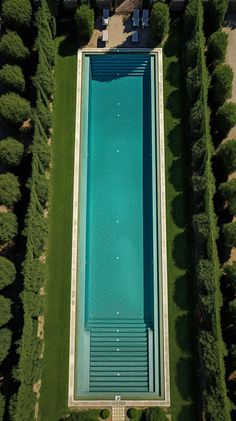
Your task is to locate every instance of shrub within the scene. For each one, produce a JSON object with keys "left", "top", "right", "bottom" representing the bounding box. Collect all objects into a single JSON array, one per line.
[
  {"left": 0, "top": 212, "right": 18, "bottom": 245},
  {"left": 189, "top": 100, "right": 205, "bottom": 141},
  {"left": 0, "top": 93, "right": 31, "bottom": 124},
  {"left": 100, "top": 409, "right": 110, "bottom": 419},
  {"left": 0, "top": 31, "right": 29, "bottom": 61},
  {"left": 222, "top": 221, "right": 236, "bottom": 249},
  {"left": 217, "top": 139, "right": 236, "bottom": 174},
  {"left": 0, "top": 393, "right": 5, "bottom": 420},
  {"left": 192, "top": 137, "right": 206, "bottom": 164},
  {"left": 0, "top": 328, "right": 12, "bottom": 364},
  {"left": 2, "top": 0, "right": 32, "bottom": 29},
  {"left": 196, "top": 259, "right": 215, "bottom": 293},
  {"left": 219, "top": 179, "right": 236, "bottom": 215},
  {"left": 0, "top": 256, "right": 16, "bottom": 289},
  {"left": 127, "top": 408, "right": 137, "bottom": 419},
  {"left": 216, "top": 103, "right": 236, "bottom": 137},
  {"left": 192, "top": 174, "right": 207, "bottom": 193},
  {"left": 186, "top": 36, "right": 199, "bottom": 68},
  {"left": 184, "top": 0, "right": 198, "bottom": 37},
  {"left": 222, "top": 262, "right": 236, "bottom": 298},
  {"left": 0, "top": 138, "right": 24, "bottom": 167},
  {"left": 142, "top": 407, "right": 168, "bottom": 421},
  {"left": 150, "top": 2, "right": 170, "bottom": 43},
  {"left": 207, "top": 0, "right": 228, "bottom": 32},
  {"left": 0, "top": 173, "right": 21, "bottom": 207},
  {"left": 0, "top": 296, "right": 12, "bottom": 326},
  {"left": 211, "top": 64, "right": 233, "bottom": 104},
  {"left": 75, "top": 5, "right": 94, "bottom": 41},
  {"left": 33, "top": 174, "right": 49, "bottom": 205},
  {"left": 186, "top": 67, "right": 201, "bottom": 103},
  {"left": 207, "top": 30, "right": 228, "bottom": 63},
  {"left": 193, "top": 212, "right": 210, "bottom": 241},
  {"left": 0, "top": 64, "right": 25, "bottom": 93}
]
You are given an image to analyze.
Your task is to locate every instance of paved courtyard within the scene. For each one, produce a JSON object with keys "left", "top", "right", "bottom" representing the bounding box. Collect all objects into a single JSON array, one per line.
[{"left": 87, "top": 14, "right": 155, "bottom": 49}]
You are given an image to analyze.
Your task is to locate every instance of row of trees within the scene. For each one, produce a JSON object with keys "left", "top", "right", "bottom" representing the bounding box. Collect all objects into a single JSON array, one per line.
[
  {"left": 0, "top": 1, "right": 34, "bottom": 418},
  {"left": 184, "top": 0, "right": 231, "bottom": 419},
  {"left": 11, "top": 1, "right": 55, "bottom": 419}
]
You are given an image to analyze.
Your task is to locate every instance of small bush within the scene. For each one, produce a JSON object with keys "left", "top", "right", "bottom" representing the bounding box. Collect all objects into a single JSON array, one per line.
[
  {"left": 0, "top": 212, "right": 18, "bottom": 245},
  {"left": 216, "top": 102, "right": 236, "bottom": 137},
  {"left": 207, "top": 0, "right": 228, "bottom": 32},
  {"left": 75, "top": 5, "right": 94, "bottom": 41},
  {"left": 219, "top": 179, "right": 236, "bottom": 215},
  {"left": 217, "top": 139, "right": 236, "bottom": 174},
  {"left": 0, "top": 328, "right": 12, "bottom": 364},
  {"left": 0, "top": 64, "right": 25, "bottom": 92},
  {"left": 0, "top": 173, "right": 21, "bottom": 207},
  {"left": 127, "top": 408, "right": 137, "bottom": 419},
  {"left": 186, "top": 67, "right": 201, "bottom": 103},
  {"left": 196, "top": 259, "right": 215, "bottom": 294},
  {"left": 211, "top": 64, "right": 233, "bottom": 104},
  {"left": 189, "top": 100, "right": 205, "bottom": 141},
  {"left": 192, "top": 174, "right": 207, "bottom": 194},
  {"left": 100, "top": 409, "right": 110, "bottom": 419},
  {"left": 222, "top": 221, "right": 236, "bottom": 249},
  {"left": 184, "top": 0, "right": 198, "bottom": 37},
  {"left": 0, "top": 138, "right": 24, "bottom": 167},
  {"left": 150, "top": 2, "right": 170, "bottom": 43},
  {"left": 186, "top": 36, "right": 199, "bottom": 68},
  {"left": 192, "top": 137, "right": 206, "bottom": 164},
  {"left": 0, "top": 296, "right": 12, "bottom": 326},
  {"left": 0, "top": 93, "right": 31, "bottom": 124},
  {"left": 207, "top": 30, "right": 228, "bottom": 63},
  {"left": 0, "top": 31, "right": 29, "bottom": 61},
  {"left": 0, "top": 256, "right": 16, "bottom": 289},
  {"left": 193, "top": 212, "right": 210, "bottom": 241},
  {"left": 2, "top": 0, "right": 32, "bottom": 29}
]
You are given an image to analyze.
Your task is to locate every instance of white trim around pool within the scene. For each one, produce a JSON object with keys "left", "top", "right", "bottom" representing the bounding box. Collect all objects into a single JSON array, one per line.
[{"left": 68, "top": 48, "right": 170, "bottom": 409}]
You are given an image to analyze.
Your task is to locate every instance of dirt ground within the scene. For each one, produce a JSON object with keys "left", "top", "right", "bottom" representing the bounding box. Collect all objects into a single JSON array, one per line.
[{"left": 224, "top": 14, "right": 236, "bottom": 139}]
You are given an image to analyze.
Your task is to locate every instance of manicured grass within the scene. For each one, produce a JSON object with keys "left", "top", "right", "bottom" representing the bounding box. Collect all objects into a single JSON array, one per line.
[
  {"left": 163, "top": 22, "right": 198, "bottom": 420},
  {"left": 40, "top": 37, "right": 77, "bottom": 421}
]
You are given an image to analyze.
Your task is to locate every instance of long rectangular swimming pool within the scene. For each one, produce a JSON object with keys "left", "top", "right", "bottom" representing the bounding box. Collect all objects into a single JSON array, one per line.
[{"left": 69, "top": 50, "right": 169, "bottom": 404}]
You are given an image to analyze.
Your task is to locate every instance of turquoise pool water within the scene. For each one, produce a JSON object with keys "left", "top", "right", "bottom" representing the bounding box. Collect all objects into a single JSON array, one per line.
[{"left": 75, "top": 53, "right": 161, "bottom": 398}]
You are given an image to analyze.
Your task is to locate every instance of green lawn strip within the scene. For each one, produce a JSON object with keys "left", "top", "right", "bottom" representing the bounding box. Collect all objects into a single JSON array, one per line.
[
  {"left": 40, "top": 37, "right": 77, "bottom": 421},
  {"left": 163, "top": 23, "right": 198, "bottom": 420}
]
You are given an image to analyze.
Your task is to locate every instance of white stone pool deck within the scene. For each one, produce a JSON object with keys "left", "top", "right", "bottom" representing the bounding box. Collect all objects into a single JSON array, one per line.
[{"left": 68, "top": 48, "right": 170, "bottom": 416}]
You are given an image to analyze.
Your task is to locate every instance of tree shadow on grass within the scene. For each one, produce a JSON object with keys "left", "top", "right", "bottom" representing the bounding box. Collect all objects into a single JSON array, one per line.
[
  {"left": 58, "top": 35, "right": 86, "bottom": 57},
  {"left": 177, "top": 404, "right": 197, "bottom": 421},
  {"left": 166, "top": 89, "right": 182, "bottom": 119},
  {"left": 172, "top": 231, "right": 192, "bottom": 270},
  {"left": 175, "top": 314, "right": 193, "bottom": 354},
  {"left": 174, "top": 273, "right": 192, "bottom": 311},
  {"left": 169, "top": 159, "right": 186, "bottom": 192},
  {"left": 171, "top": 193, "right": 189, "bottom": 229},
  {"left": 176, "top": 357, "right": 196, "bottom": 401},
  {"left": 165, "top": 60, "right": 181, "bottom": 88},
  {"left": 167, "top": 123, "right": 184, "bottom": 158},
  {"left": 163, "top": 19, "right": 181, "bottom": 58}
]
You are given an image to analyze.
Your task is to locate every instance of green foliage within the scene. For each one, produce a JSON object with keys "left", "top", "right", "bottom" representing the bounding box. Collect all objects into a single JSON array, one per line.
[
  {"left": 219, "top": 179, "right": 236, "bottom": 215},
  {"left": 222, "top": 262, "right": 236, "bottom": 299},
  {"left": 216, "top": 103, "right": 236, "bottom": 137},
  {"left": 0, "top": 93, "right": 31, "bottom": 124},
  {"left": 191, "top": 137, "right": 206, "bottom": 165},
  {"left": 0, "top": 295, "right": 12, "bottom": 326},
  {"left": 186, "top": 35, "right": 199, "bottom": 68},
  {"left": 0, "top": 256, "right": 16, "bottom": 289},
  {"left": 61, "top": 410, "right": 99, "bottom": 421},
  {"left": 0, "top": 31, "right": 29, "bottom": 61},
  {"left": 34, "top": 53, "right": 54, "bottom": 98},
  {"left": 189, "top": 99, "right": 205, "bottom": 141},
  {"left": 196, "top": 259, "right": 215, "bottom": 294},
  {"left": 75, "top": 5, "right": 94, "bottom": 41},
  {"left": 127, "top": 408, "right": 137, "bottom": 419},
  {"left": 207, "top": 0, "right": 228, "bottom": 32},
  {"left": 0, "top": 138, "right": 24, "bottom": 167},
  {"left": 27, "top": 174, "right": 49, "bottom": 206},
  {"left": 100, "top": 409, "right": 110, "bottom": 419},
  {"left": 0, "top": 212, "right": 18, "bottom": 245},
  {"left": 0, "top": 393, "right": 5, "bottom": 420},
  {"left": 142, "top": 407, "right": 168, "bottom": 421},
  {"left": 2, "top": 0, "right": 32, "bottom": 29},
  {"left": 0, "top": 64, "right": 25, "bottom": 92},
  {"left": 0, "top": 173, "right": 21, "bottom": 206},
  {"left": 211, "top": 64, "right": 233, "bottom": 104},
  {"left": 217, "top": 139, "right": 236, "bottom": 174},
  {"left": 36, "top": 94, "right": 52, "bottom": 130},
  {"left": 207, "top": 30, "right": 228, "bottom": 63},
  {"left": 192, "top": 174, "right": 207, "bottom": 193},
  {"left": 0, "top": 328, "right": 12, "bottom": 363},
  {"left": 222, "top": 221, "right": 236, "bottom": 249},
  {"left": 150, "top": 2, "right": 170, "bottom": 43},
  {"left": 186, "top": 67, "right": 201, "bottom": 103},
  {"left": 184, "top": 0, "right": 198, "bottom": 38},
  {"left": 193, "top": 212, "right": 210, "bottom": 241}
]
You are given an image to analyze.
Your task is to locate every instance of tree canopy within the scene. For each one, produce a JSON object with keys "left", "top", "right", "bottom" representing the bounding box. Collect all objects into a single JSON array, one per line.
[
  {"left": 0, "top": 64, "right": 25, "bottom": 93},
  {"left": 216, "top": 103, "right": 236, "bottom": 137},
  {"left": 207, "top": 30, "right": 228, "bottom": 63},
  {"left": 0, "top": 295, "right": 12, "bottom": 327},
  {"left": 0, "top": 256, "right": 16, "bottom": 290},
  {"left": 211, "top": 64, "right": 233, "bottom": 104},
  {"left": 150, "top": 2, "right": 170, "bottom": 43},
  {"left": 2, "top": 0, "right": 32, "bottom": 29},
  {"left": 75, "top": 5, "right": 94, "bottom": 41},
  {"left": 0, "top": 328, "right": 12, "bottom": 364},
  {"left": 0, "top": 138, "right": 24, "bottom": 167},
  {"left": 0, "top": 173, "right": 21, "bottom": 207},
  {"left": 0, "top": 212, "right": 18, "bottom": 245},
  {"left": 0, "top": 31, "right": 29, "bottom": 61},
  {"left": 217, "top": 139, "right": 236, "bottom": 174},
  {"left": 0, "top": 93, "right": 31, "bottom": 124}
]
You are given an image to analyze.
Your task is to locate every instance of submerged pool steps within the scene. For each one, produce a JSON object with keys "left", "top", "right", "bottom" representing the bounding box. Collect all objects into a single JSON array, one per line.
[
  {"left": 88, "top": 322, "right": 152, "bottom": 392},
  {"left": 90, "top": 55, "right": 150, "bottom": 79}
]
